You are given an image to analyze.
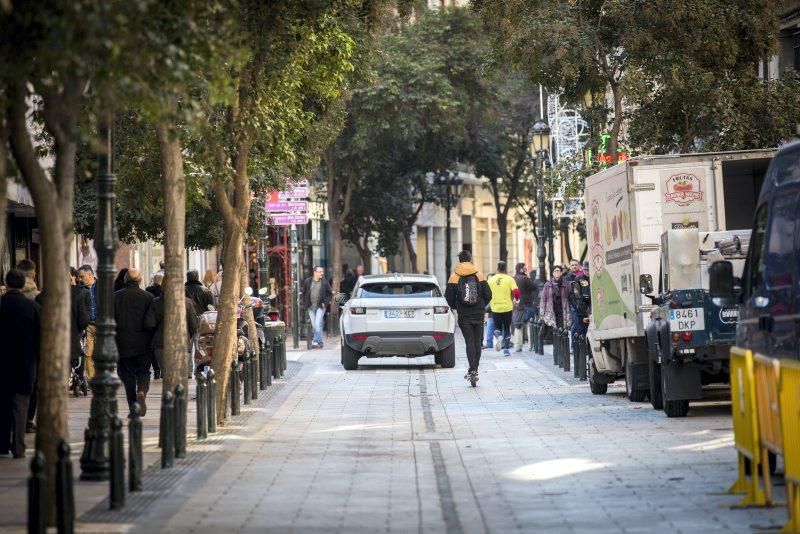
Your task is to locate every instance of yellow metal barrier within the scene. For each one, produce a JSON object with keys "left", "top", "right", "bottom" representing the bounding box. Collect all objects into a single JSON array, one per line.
[
  {"left": 728, "top": 347, "right": 767, "bottom": 506},
  {"left": 754, "top": 354, "right": 782, "bottom": 505},
  {"left": 779, "top": 359, "right": 800, "bottom": 533}
]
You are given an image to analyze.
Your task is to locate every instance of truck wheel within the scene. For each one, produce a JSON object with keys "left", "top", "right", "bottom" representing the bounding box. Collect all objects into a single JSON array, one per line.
[
  {"left": 589, "top": 359, "right": 608, "bottom": 395},
  {"left": 342, "top": 341, "right": 361, "bottom": 370},
  {"left": 649, "top": 357, "right": 663, "bottom": 410},
  {"left": 436, "top": 344, "right": 456, "bottom": 368},
  {"left": 625, "top": 356, "right": 647, "bottom": 402},
  {"left": 663, "top": 399, "right": 690, "bottom": 418}
]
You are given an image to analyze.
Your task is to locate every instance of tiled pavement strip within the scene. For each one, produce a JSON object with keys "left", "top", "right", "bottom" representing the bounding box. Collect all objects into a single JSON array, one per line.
[{"left": 0, "top": 334, "right": 790, "bottom": 533}]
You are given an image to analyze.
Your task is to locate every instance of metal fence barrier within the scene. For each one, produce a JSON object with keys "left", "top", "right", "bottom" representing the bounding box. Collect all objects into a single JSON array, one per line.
[
  {"left": 779, "top": 358, "right": 800, "bottom": 532},
  {"left": 28, "top": 451, "right": 46, "bottom": 534},
  {"left": 753, "top": 354, "right": 782, "bottom": 505},
  {"left": 56, "top": 440, "right": 75, "bottom": 534},
  {"left": 207, "top": 369, "right": 217, "bottom": 433},
  {"left": 174, "top": 384, "right": 186, "bottom": 459},
  {"left": 110, "top": 417, "right": 125, "bottom": 509}
]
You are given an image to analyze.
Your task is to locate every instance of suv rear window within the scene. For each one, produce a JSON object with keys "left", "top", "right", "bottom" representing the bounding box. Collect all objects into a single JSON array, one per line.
[
  {"left": 358, "top": 282, "right": 441, "bottom": 298},
  {"left": 773, "top": 149, "right": 800, "bottom": 185}
]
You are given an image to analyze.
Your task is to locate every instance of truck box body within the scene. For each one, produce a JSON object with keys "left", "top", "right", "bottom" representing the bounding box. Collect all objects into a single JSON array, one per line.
[{"left": 586, "top": 150, "right": 773, "bottom": 342}]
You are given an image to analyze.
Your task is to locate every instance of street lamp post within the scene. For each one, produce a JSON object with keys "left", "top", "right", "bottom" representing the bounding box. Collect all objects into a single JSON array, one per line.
[
  {"left": 437, "top": 171, "right": 462, "bottom": 276},
  {"left": 80, "top": 114, "right": 121, "bottom": 481},
  {"left": 530, "top": 119, "right": 551, "bottom": 284}
]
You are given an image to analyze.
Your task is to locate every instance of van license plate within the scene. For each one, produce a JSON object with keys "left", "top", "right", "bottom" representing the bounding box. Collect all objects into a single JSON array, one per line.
[
  {"left": 384, "top": 309, "right": 415, "bottom": 319},
  {"left": 669, "top": 308, "right": 705, "bottom": 331}
]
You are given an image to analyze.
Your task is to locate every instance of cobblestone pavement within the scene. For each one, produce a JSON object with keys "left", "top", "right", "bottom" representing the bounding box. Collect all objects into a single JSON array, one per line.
[{"left": 131, "top": 335, "right": 787, "bottom": 534}]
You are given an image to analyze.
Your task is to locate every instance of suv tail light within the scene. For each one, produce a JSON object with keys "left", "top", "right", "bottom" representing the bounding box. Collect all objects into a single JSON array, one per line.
[
  {"left": 434, "top": 306, "right": 449, "bottom": 314},
  {"left": 682, "top": 331, "right": 693, "bottom": 342},
  {"left": 353, "top": 333, "right": 368, "bottom": 341},
  {"left": 350, "top": 307, "right": 366, "bottom": 315},
  {"left": 669, "top": 300, "right": 679, "bottom": 309},
  {"left": 433, "top": 333, "right": 446, "bottom": 341}
]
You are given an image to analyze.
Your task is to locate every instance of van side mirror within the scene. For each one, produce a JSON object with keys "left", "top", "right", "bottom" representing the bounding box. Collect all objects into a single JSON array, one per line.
[
  {"left": 639, "top": 274, "right": 653, "bottom": 295},
  {"left": 333, "top": 293, "right": 348, "bottom": 306},
  {"left": 709, "top": 261, "right": 735, "bottom": 301}
]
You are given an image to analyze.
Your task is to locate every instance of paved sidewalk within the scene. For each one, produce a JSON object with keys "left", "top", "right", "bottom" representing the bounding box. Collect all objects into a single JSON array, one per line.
[
  {"left": 126, "top": 336, "right": 787, "bottom": 533},
  {"left": 0, "top": 348, "right": 304, "bottom": 533}
]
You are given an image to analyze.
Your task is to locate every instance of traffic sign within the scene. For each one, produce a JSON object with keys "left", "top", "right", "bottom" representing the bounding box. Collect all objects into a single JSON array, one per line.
[
  {"left": 265, "top": 200, "right": 308, "bottom": 213},
  {"left": 265, "top": 187, "right": 309, "bottom": 203},
  {"left": 269, "top": 214, "right": 309, "bottom": 225}
]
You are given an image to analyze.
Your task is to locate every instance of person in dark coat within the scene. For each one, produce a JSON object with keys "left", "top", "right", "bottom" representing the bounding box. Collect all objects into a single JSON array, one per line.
[
  {"left": 512, "top": 263, "right": 536, "bottom": 352},
  {"left": 445, "top": 250, "right": 492, "bottom": 381},
  {"left": 113, "top": 268, "right": 129, "bottom": 292},
  {"left": 144, "top": 272, "right": 164, "bottom": 379},
  {"left": 185, "top": 270, "right": 214, "bottom": 316},
  {"left": 114, "top": 268, "right": 154, "bottom": 415},
  {"left": 0, "top": 269, "right": 40, "bottom": 458},
  {"left": 300, "top": 266, "right": 333, "bottom": 348},
  {"left": 144, "top": 295, "right": 199, "bottom": 377},
  {"left": 340, "top": 265, "right": 364, "bottom": 299}
]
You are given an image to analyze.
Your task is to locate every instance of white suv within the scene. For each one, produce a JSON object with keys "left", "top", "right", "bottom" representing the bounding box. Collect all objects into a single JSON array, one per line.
[{"left": 338, "top": 273, "right": 456, "bottom": 370}]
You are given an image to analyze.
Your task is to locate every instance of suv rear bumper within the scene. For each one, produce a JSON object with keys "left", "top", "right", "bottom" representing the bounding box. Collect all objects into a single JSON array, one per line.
[{"left": 344, "top": 332, "right": 454, "bottom": 357}]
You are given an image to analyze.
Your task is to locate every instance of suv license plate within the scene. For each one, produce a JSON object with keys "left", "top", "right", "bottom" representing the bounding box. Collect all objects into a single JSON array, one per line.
[
  {"left": 669, "top": 308, "right": 705, "bottom": 331},
  {"left": 384, "top": 309, "right": 415, "bottom": 319}
]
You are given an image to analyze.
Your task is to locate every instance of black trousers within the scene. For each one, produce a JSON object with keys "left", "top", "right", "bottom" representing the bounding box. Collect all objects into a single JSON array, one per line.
[
  {"left": 0, "top": 392, "right": 30, "bottom": 456},
  {"left": 493, "top": 311, "right": 513, "bottom": 350},
  {"left": 117, "top": 354, "right": 151, "bottom": 409},
  {"left": 27, "top": 381, "right": 37, "bottom": 424},
  {"left": 459, "top": 322, "right": 484, "bottom": 372}
]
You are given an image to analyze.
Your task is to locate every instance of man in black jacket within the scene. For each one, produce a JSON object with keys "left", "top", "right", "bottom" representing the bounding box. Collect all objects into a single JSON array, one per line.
[
  {"left": 185, "top": 270, "right": 214, "bottom": 316},
  {"left": 0, "top": 269, "right": 40, "bottom": 458},
  {"left": 144, "top": 295, "right": 199, "bottom": 378},
  {"left": 114, "top": 268, "right": 154, "bottom": 415},
  {"left": 512, "top": 263, "right": 537, "bottom": 352},
  {"left": 445, "top": 250, "right": 492, "bottom": 383},
  {"left": 300, "top": 266, "right": 333, "bottom": 348}
]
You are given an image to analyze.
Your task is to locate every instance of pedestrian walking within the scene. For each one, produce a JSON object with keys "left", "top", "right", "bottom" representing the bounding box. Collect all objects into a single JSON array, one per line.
[
  {"left": 185, "top": 270, "right": 215, "bottom": 316},
  {"left": 146, "top": 272, "right": 164, "bottom": 299},
  {"left": 564, "top": 258, "right": 585, "bottom": 283},
  {"left": 445, "top": 250, "right": 492, "bottom": 384},
  {"left": 568, "top": 271, "right": 591, "bottom": 341},
  {"left": 0, "top": 269, "right": 40, "bottom": 458},
  {"left": 340, "top": 265, "right": 364, "bottom": 299},
  {"left": 68, "top": 269, "right": 90, "bottom": 394},
  {"left": 300, "top": 266, "right": 332, "bottom": 348},
  {"left": 114, "top": 268, "right": 154, "bottom": 415},
  {"left": 78, "top": 265, "right": 98, "bottom": 381},
  {"left": 144, "top": 294, "right": 198, "bottom": 378},
  {"left": 15, "top": 259, "right": 40, "bottom": 301},
  {"left": 512, "top": 263, "right": 536, "bottom": 352},
  {"left": 488, "top": 261, "right": 520, "bottom": 357},
  {"left": 114, "top": 268, "right": 129, "bottom": 292},
  {"left": 539, "top": 265, "right": 572, "bottom": 344}
]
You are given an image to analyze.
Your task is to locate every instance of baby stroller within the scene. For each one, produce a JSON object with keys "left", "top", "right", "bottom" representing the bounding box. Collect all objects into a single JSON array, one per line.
[{"left": 69, "top": 355, "right": 89, "bottom": 397}]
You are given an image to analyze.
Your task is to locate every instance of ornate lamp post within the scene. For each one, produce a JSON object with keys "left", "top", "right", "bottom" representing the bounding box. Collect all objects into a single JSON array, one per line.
[
  {"left": 80, "top": 115, "right": 121, "bottom": 480},
  {"left": 529, "top": 119, "right": 551, "bottom": 283},
  {"left": 436, "top": 171, "right": 463, "bottom": 276}
]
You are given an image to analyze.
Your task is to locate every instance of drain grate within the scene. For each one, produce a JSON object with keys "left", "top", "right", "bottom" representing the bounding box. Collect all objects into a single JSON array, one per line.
[{"left": 80, "top": 361, "right": 302, "bottom": 524}]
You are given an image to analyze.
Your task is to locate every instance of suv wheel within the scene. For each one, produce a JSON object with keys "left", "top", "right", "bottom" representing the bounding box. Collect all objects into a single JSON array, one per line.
[
  {"left": 341, "top": 340, "right": 361, "bottom": 370},
  {"left": 436, "top": 344, "right": 456, "bottom": 368},
  {"left": 588, "top": 359, "right": 608, "bottom": 395},
  {"left": 625, "top": 356, "right": 647, "bottom": 402}
]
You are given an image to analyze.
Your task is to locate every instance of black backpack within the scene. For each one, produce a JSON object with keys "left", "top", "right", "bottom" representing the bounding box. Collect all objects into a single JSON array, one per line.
[{"left": 457, "top": 274, "right": 480, "bottom": 307}]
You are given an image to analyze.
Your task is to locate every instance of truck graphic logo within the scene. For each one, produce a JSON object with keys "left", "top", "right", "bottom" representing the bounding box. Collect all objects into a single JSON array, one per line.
[
  {"left": 719, "top": 307, "right": 739, "bottom": 324},
  {"left": 664, "top": 173, "right": 703, "bottom": 206}
]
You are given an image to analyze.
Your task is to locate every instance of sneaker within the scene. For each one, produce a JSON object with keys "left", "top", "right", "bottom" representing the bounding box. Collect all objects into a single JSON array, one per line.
[
  {"left": 493, "top": 330, "right": 502, "bottom": 351},
  {"left": 311, "top": 342, "right": 321, "bottom": 349},
  {"left": 503, "top": 349, "right": 510, "bottom": 357},
  {"left": 136, "top": 390, "right": 147, "bottom": 416},
  {"left": 464, "top": 370, "right": 472, "bottom": 380},
  {"left": 470, "top": 370, "right": 479, "bottom": 382}
]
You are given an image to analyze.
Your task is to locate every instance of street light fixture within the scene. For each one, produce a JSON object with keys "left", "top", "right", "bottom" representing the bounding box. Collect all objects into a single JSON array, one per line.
[
  {"left": 436, "top": 171, "right": 463, "bottom": 276},
  {"left": 529, "top": 119, "right": 551, "bottom": 284}
]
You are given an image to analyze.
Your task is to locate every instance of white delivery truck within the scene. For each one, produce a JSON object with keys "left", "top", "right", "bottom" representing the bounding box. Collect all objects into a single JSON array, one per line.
[{"left": 584, "top": 149, "right": 774, "bottom": 403}]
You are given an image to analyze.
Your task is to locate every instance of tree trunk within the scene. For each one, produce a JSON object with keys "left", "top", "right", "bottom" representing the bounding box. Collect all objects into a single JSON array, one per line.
[
  {"left": 210, "top": 220, "right": 243, "bottom": 422},
  {"left": 155, "top": 124, "right": 188, "bottom": 443},
  {"left": 8, "top": 82, "right": 76, "bottom": 523},
  {"left": 404, "top": 232, "right": 418, "bottom": 273},
  {"left": 610, "top": 84, "right": 623, "bottom": 165},
  {"left": 561, "top": 219, "right": 573, "bottom": 263},
  {"left": 497, "top": 211, "right": 508, "bottom": 263}
]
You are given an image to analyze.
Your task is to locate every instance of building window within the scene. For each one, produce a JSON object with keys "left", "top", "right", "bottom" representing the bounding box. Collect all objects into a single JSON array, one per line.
[{"left": 794, "top": 32, "right": 800, "bottom": 71}]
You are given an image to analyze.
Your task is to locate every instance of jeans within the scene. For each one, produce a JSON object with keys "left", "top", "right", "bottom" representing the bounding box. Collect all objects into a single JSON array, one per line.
[
  {"left": 493, "top": 311, "right": 512, "bottom": 350},
  {"left": 308, "top": 307, "right": 325, "bottom": 345},
  {"left": 460, "top": 322, "right": 484, "bottom": 372},
  {"left": 483, "top": 315, "right": 494, "bottom": 348}
]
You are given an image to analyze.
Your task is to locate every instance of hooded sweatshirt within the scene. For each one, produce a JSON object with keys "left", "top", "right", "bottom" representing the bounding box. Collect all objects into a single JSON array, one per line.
[{"left": 445, "top": 262, "right": 492, "bottom": 324}]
